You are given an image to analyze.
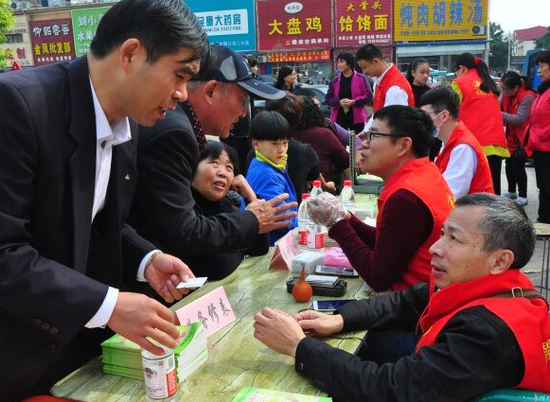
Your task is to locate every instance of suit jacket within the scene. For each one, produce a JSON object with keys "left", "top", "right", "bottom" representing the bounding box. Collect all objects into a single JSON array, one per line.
[
  {"left": 129, "top": 105, "right": 260, "bottom": 260},
  {"left": 184, "top": 188, "right": 269, "bottom": 280},
  {"left": 0, "top": 56, "right": 156, "bottom": 402}
]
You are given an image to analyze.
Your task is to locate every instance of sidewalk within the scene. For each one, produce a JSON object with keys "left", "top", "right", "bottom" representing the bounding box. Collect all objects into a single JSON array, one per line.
[{"left": 504, "top": 164, "right": 548, "bottom": 295}]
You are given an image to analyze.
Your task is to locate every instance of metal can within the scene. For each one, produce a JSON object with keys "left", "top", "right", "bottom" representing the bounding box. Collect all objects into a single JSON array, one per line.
[{"left": 142, "top": 347, "right": 178, "bottom": 402}]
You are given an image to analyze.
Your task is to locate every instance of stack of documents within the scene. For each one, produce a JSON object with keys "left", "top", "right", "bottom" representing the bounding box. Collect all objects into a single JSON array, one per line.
[
  {"left": 305, "top": 274, "right": 339, "bottom": 288},
  {"left": 230, "top": 387, "right": 332, "bottom": 402},
  {"left": 101, "top": 322, "right": 207, "bottom": 381}
]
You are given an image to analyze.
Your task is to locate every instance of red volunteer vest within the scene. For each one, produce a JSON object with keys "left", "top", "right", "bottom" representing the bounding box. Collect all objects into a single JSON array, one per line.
[
  {"left": 373, "top": 65, "right": 415, "bottom": 112},
  {"left": 435, "top": 121, "right": 494, "bottom": 194},
  {"left": 455, "top": 69, "right": 506, "bottom": 148},
  {"left": 502, "top": 85, "right": 536, "bottom": 155},
  {"left": 376, "top": 158, "right": 454, "bottom": 290},
  {"left": 416, "top": 270, "right": 550, "bottom": 392}
]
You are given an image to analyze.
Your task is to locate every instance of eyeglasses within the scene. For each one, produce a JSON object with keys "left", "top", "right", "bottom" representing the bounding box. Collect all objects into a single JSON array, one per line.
[{"left": 364, "top": 130, "right": 409, "bottom": 143}]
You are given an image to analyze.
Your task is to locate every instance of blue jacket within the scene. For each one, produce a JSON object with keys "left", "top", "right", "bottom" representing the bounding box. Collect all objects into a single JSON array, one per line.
[{"left": 247, "top": 158, "right": 298, "bottom": 245}]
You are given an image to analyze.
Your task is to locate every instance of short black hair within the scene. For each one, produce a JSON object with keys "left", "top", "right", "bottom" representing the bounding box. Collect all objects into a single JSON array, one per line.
[
  {"left": 356, "top": 44, "right": 382, "bottom": 63},
  {"left": 337, "top": 51, "right": 355, "bottom": 68},
  {"left": 418, "top": 86, "right": 460, "bottom": 120},
  {"left": 536, "top": 50, "right": 550, "bottom": 66},
  {"left": 90, "top": 0, "right": 208, "bottom": 64},
  {"left": 265, "top": 94, "right": 303, "bottom": 128},
  {"left": 247, "top": 56, "right": 258, "bottom": 67},
  {"left": 373, "top": 105, "right": 435, "bottom": 157},
  {"left": 251, "top": 111, "right": 292, "bottom": 141},
  {"left": 198, "top": 141, "right": 240, "bottom": 176}
]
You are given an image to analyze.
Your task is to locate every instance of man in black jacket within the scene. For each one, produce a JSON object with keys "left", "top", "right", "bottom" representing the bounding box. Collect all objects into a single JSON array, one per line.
[
  {"left": 0, "top": 0, "right": 207, "bottom": 400},
  {"left": 130, "top": 46, "right": 294, "bottom": 275},
  {"left": 253, "top": 193, "right": 550, "bottom": 401}
]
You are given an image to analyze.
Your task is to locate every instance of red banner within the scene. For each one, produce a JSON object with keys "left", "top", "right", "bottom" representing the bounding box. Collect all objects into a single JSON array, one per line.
[
  {"left": 335, "top": 0, "right": 393, "bottom": 46},
  {"left": 257, "top": 0, "right": 333, "bottom": 51},
  {"left": 267, "top": 50, "right": 331, "bottom": 63},
  {"left": 30, "top": 19, "right": 76, "bottom": 67}
]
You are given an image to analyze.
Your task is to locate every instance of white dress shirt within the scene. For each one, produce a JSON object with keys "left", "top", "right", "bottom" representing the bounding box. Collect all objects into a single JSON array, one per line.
[
  {"left": 363, "top": 64, "right": 410, "bottom": 132},
  {"left": 85, "top": 77, "right": 156, "bottom": 328},
  {"left": 440, "top": 143, "right": 477, "bottom": 199}
]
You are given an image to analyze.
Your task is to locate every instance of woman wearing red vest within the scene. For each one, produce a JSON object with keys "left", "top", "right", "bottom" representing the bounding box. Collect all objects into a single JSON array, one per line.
[
  {"left": 452, "top": 53, "right": 508, "bottom": 195},
  {"left": 253, "top": 194, "right": 550, "bottom": 401},
  {"left": 525, "top": 50, "right": 550, "bottom": 224},
  {"left": 500, "top": 71, "right": 537, "bottom": 207},
  {"left": 306, "top": 106, "right": 453, "bottom": 292},
  {"left": 325, "top": 51, "right": 372, "bottom": 134}
]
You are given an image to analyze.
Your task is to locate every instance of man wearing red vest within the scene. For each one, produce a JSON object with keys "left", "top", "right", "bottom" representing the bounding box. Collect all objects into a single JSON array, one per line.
[
  {"left": 253, "top": 193, "right": 550, "bottom": 401},
  {"left": 293, "top": 106, "right": 453, "bottom": 292},
  {"left": 356, "top": 45, "right": 414, "bottom": 131},
  {"left": 419, "top": 86, "right": 494, "bottom": 198}
]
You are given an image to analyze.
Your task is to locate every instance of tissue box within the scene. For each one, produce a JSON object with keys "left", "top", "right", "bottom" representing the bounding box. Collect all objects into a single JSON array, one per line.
[{"left": 290, "top": 251, "right": 325, "bottom": 275}]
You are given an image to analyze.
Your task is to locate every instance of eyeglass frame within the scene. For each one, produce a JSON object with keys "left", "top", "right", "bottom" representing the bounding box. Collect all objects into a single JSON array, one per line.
[{"left": 364, "top": 130, "right": 409, "bottom": 143}]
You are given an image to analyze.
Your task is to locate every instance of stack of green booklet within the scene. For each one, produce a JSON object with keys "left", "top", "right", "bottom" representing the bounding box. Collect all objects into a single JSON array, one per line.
[
  {"left": 229, "top": 387, "right": 332, "bottom": 402},
  {"left": 101, "top": 322, "right": 207, "bottom": 381}
]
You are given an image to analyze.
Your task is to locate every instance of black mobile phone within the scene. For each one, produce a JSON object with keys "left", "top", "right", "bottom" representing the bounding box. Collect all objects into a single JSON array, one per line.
[
  {"left": 315, "top": 265, "right": 359, "bottom": 277},
  {"left": 312, "top": 299, "right": 357, "bottom": 312},
  {"left": 286, "top": 277, "right": 347, "bottom": 297}
]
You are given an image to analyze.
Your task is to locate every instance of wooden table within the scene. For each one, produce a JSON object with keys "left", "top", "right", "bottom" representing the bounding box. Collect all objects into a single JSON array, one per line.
[{"left": 52, "top": 249, "right": 370, "bottom": 402}]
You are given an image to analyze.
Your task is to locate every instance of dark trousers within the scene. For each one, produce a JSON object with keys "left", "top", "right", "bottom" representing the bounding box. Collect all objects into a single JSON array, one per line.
[
  {"left": 487, "top": 155, "right": 503, "bottom": 195},
  {"left": 534, "top": 151, "right": 550, "bottom": 223},
  {"left": 358, "top": 330, "right": 416, "bottom": 365},
  {"left": 505, "top": 155, "right": 528, "bottom": 198}
]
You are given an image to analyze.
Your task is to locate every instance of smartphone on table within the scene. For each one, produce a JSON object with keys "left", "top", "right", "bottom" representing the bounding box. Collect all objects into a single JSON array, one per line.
[
  {"left": 312, "top": 299, "right": 357, "bottom": 312},
  {"left": 315, "top": 265, "right": 359, "bottom": 277}
]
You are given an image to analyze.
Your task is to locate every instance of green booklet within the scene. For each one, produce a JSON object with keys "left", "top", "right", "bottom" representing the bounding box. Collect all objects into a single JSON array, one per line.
[{"left": 230, "top": 387, "right": 332, "bottom": 402}]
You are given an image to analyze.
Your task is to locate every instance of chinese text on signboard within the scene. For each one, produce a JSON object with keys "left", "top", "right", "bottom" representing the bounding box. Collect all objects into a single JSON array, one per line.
[
  {"left": 71, "top": 7, "right": 111, "bottom": 57},
  {"left": 185, "top": 0, "right": 256, "bottom": 52},
  {"left": 257, "top": 0, "right": 332, "bottom": 51},
  {"left": 335, "top": 0, "right": 393, "bottom": 46},
  {"left": 30, "top": 19, "right": 76, "bottom": 66},
  {"left": 394, "top": 0, "right": 488, "bottom": 42}
]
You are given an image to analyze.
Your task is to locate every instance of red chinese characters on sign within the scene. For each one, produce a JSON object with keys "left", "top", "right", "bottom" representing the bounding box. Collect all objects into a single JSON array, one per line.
[
  {"left": 335, "top": 0, "right": 393, "bottom": 46},
  {"left": 257, "top": 0, "right": 333, "bottom": 51},
  {"left": 267, "top": 50, "right": 331, "bottom": 63},
  {"left": 30, "top": 18, "right": 77, "bottom": 66}
]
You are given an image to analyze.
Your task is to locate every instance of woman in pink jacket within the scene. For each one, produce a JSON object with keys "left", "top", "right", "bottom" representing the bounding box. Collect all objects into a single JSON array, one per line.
[{"left": 525, "top": 50, "right": 550, "bottom": 223}]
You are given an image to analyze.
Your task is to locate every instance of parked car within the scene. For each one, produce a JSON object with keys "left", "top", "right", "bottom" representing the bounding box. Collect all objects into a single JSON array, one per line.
[{"left": 254, "top": 84, "right": 331, "bottom": 118}]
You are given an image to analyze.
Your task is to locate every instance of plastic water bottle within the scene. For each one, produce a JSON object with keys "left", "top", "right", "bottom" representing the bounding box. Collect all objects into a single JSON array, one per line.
[
  {"left": 310, "top": 180, "right": 323, "bottom": 197},
  {"left": 340, "top": 180, "right": 356, "bottom": 215},
  {"left": 297, "top": 193, "right": 310, "bottom": 249}
]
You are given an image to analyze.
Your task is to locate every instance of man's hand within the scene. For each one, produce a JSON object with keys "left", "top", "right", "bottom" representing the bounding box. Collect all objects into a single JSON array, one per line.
[
  {"left": 295, "top": 310, "right": 344, "bottom": 337},
  {"left": 145, "top": 253, "right": 195, "bottom": 303},
  {"left": 322, "top": 181, "right": 337, "bottom": 193},
  {"left": 107, "top": 292, "right": 180, "bottom": 356},
  {"left": 253, "top": 308, "right": 306, "bottom": 357},
  {"left": 308, "top": 192, "right": 348, "bottom": 227},
  {"left": 246, "top": 193, "right": 298, "bottom": 234},
  {"left": 231, "top": 174, "right": 257, "bottom": 203}
]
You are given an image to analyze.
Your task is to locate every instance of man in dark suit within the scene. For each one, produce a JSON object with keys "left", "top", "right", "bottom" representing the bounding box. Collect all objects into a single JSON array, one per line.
[
  {"left": 0, "top": 0, "right": 208, "bottom": 400},
  {"left": 129, "top": 46, "right": 296, "bottom": 278}
]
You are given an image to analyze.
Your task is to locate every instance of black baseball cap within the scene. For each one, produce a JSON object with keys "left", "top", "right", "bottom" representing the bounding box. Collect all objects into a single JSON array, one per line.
[{"left": 192, "top": 45, "right": 285, "bottom": 100}]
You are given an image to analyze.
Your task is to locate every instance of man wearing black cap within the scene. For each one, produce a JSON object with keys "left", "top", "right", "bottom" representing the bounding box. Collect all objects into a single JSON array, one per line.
[{"left": 129, "top": 45, "right": 294, "bottom": 279}]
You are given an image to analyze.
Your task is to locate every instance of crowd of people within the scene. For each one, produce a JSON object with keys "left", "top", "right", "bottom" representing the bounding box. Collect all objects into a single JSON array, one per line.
[{"left": 0, "top": 0, "right": 549, "bottom": 400}]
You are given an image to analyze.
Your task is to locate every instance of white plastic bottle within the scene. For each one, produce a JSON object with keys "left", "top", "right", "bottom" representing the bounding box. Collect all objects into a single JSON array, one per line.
[
  {"left": 310, "top": 180, "right": 323, "bottom": 197},
  {"left": 297, "top": 193, "right": 310, "bottom": 249},
  {"left": 340, "top": 180, "right": 356, "bottom": 215}
]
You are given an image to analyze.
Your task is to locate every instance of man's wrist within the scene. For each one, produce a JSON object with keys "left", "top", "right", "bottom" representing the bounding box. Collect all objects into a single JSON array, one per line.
[{"left": 142, "top": 250, "right": 163, "bottom": 280}]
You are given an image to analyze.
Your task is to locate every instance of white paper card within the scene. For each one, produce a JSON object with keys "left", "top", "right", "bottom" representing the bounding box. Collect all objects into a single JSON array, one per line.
[{"left": 177, "top": 277, "right": 208, "bottom": 289}]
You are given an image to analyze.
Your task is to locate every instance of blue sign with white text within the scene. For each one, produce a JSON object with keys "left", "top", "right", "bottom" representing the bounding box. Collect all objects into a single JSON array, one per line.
[{"left": 185, "top": 0, "right": 256, "bottom": 52}]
